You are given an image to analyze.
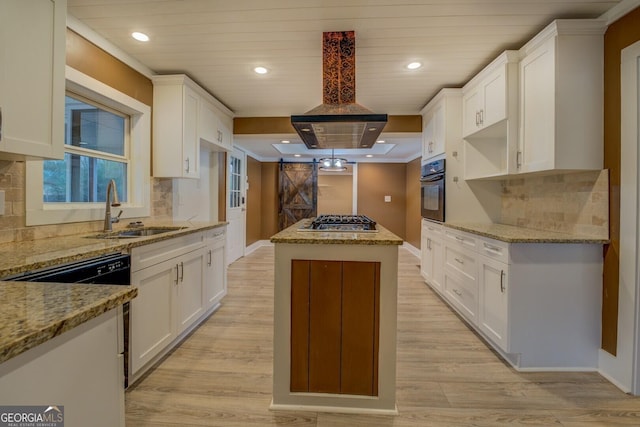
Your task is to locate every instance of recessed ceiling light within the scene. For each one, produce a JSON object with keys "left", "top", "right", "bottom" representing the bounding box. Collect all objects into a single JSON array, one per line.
[
  {"left": 366, "top": 154, "right": 373, "bottom": 158},
  {"left": 254, "top": 66, "right": 269, "bottom": 74},
  {"left": 294, "top": 154, "right": 301, "bottom": 157},
  {"left": 131, "top": 32, "right": 149, "bottom": 42},
  {"left": 406, "top": 62, "right": 422, "bottom": 70},
  {"left": 377, "top": 140, "right": 386, "bottom": 144},
  {"left": 281, "top": 140, "right": 290, "bottom": 144}
]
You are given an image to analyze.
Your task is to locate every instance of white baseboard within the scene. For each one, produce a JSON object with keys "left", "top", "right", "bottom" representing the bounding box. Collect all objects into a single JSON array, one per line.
[
  {"left": 402, "top": 242, "right": 420, "bottom": 258},
  {"left": 245, "top": 239, "right": 273, "bottom": 255}
]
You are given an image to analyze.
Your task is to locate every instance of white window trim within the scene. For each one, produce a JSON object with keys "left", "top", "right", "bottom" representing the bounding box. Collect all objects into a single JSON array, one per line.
[{"left": 26, "top": 66, "right": 151, "bottom": 226}]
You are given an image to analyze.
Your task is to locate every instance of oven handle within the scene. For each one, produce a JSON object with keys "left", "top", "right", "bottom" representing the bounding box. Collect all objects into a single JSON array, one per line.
[{"left": 420, "top": 173, "right": 445, "bottom": 182}]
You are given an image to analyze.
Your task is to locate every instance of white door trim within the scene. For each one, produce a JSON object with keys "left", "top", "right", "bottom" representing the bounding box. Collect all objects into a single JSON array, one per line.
[{"left": 608, "top": 39, "right": 640, "bottom": 394}]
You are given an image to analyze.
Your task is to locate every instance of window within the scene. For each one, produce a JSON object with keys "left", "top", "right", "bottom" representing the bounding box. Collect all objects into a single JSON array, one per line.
[
  {"left": 43, "top": 94, "right": 129, "bottom": 203},
  {"left": 229, "top": 156, "right": 242, "bottom": 208},
  {"left": 26, "top": 67, "right": 151, "bottom": 226}
]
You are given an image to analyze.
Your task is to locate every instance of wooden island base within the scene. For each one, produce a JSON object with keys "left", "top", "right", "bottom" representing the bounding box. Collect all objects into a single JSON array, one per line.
[{"left": 270, "top": 221, "right": 402, "bottom": 415}]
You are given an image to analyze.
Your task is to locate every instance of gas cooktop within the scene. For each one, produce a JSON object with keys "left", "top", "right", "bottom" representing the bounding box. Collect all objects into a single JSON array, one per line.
[{"left": 299, "top": 215, "right": 378, "bottom": 232}]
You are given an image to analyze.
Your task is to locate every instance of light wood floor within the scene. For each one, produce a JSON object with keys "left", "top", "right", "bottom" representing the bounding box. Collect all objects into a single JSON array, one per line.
[{"left": 125, "top": 246, "right": 639, "bottom": 426}]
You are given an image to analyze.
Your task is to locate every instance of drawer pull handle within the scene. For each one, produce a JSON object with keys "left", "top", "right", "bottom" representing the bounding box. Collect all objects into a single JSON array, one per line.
[
  {"left": 174, "top": 265, "right": 179, "bottom": 284},
  {"left": 454, "top": 257, "right": 464, "bottom": 264},
  {"left": 500, "top": 270, "right": 505, "bottom": 293},
  {"left": 208, "top": 250, "right": 212, "bottom": 266},
  {"left": 483, "top": 243, "right": 502, "bottom": 253},
  {"left": 179, "top": 261, "right": 184, "bottom": 282},
  {"left": 427, "top": 238, "right": 431, "bottom": 250},
  {"left": 453, "top": 288, "right": 463, "bottom": 296},
  {"left": 455, "top": 236, "right": 464, "bottom": 241}
]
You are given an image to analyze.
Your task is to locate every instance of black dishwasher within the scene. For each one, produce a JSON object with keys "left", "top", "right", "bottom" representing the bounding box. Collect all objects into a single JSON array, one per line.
[{"left": 5, "top": 253, "right": 131, "bottom": 284}]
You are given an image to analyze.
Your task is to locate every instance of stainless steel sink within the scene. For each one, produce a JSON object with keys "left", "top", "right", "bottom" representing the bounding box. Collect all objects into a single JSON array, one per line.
[{"left": 90, "top": 227, "right": 185, "bottom": 239}]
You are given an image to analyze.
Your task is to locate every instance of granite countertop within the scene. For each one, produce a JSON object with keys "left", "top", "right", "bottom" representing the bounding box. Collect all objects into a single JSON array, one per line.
[
  {"left": 443, "top": 222, "right": 609, "bottom": 244},
  {"left": 0, "top": 221, "right": 227, "bottom": 278},
  {"left": 0, "top": 220, "right": 226, "bottom": 364},
  {"left": 0, "top": 282, "right": 137, "bottom": 364},
  {"left": 270, "top": 219, "right": 403, "bottom": 245}
]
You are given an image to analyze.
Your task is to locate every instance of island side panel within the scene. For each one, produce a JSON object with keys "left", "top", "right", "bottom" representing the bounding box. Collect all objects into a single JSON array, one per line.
[
  {"left": 272, "top": 242, "right": 398, "bottom": 413},
  {"left": 341, "top": 261, "right": 380, "bottom": 396},
  {"left": 309, "top": 260, "right": 343, "bottom": 393},
  {"left": 290, "top": 260, "right": 310, "bottom": 392}
]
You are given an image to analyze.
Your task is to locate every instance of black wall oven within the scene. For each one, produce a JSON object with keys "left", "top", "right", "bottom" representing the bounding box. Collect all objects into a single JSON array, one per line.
[{"left": 420, "top": 159, "right": 445, "bottom": 222}]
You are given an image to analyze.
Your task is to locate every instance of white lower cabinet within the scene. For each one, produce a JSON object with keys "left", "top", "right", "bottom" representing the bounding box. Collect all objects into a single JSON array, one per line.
[
  {"left": 0, "top": 310, "right": 124, "bottom": 427},
  {"left": 434, "top": 226, "right": 602, "bottom": 370},
  {"left": 478, "top": 255, "right": 509, "bottom": 351},
  {"left": 443, "top": 234, "right": 478, "bottom": 324},
  {"left": 130, "top": 259, "right": 176, "bottom": 376},
  {"left": 420, "top": 220, "right": 444, "bottom": 293},
  {"left": 203, "top": 229, "right": 227, "bottom": 309},
  {"left": 129, "top": 228, "right": 227, "bottom": 383}
]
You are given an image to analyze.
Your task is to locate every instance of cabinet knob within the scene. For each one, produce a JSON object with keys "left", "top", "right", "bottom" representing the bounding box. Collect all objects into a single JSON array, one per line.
[{"left": 454, "top": 257, "right": 464, "bottom": 265}]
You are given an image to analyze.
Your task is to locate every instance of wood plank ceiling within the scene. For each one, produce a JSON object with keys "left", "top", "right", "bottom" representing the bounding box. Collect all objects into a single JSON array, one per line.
[{"left": 67, "top": 0, "right": 621, "bottom": 161}]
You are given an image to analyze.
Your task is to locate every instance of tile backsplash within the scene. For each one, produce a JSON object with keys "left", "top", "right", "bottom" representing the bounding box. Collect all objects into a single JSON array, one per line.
[
  {"left": 0, "top": 160, "right": 173, "bottom": 244},
  {"left": 500, "top": 170, "right": 609, "bottom": 239}
]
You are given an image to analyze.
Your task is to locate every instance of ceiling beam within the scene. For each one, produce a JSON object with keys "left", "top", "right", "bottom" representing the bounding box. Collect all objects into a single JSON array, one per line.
[{"left": 233, "top": 115, "right": 421, "bottom": 134}]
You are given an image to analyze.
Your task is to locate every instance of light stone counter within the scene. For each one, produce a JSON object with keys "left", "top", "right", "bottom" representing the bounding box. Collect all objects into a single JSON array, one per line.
[
  {"left": 0, "top": 221, "right": 227, "bottom": 278},
  {"left": 0, "top": 282, "right": 137, "bottom": 363},
  {"left": 270, "top": 219, "right": 403, "bottom": 246},
  {"left": 444, "top": 222, "right": 609, "bottom": 244}
]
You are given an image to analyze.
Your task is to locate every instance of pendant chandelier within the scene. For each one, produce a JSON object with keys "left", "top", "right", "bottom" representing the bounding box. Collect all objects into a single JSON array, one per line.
[{"left": 319, "top": 149, "right": 348, "bottom": 172}]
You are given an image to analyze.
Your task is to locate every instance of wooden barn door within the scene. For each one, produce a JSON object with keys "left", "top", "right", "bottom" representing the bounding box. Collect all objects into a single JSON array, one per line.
[{"left": 279, "top": 162, "right": 317, "bottom": 230}]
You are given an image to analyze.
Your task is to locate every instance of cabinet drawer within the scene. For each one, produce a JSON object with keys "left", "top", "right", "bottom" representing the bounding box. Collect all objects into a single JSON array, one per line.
[
  {"left": 131, "top": 232, "right": 205, "bottom": 272},
  {"left": 444, "top": 272, "right": 478, "bottom": 323},
  {"left": 444, "top": 229, "right": 477, "bottom": 251},
  {"left": 478, "top": 237, "right": 509, "bottom": 264},
  {"left": 422, "top": 219, "right": 443, "bottom": 237},
  {"left": 444, "top": 244, "right": 477, "bottom": 282}
]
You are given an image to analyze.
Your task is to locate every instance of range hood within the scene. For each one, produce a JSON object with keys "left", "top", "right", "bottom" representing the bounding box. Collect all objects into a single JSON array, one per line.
[{"left": 291, "top": 31, "right": 387, "bottom": 149}]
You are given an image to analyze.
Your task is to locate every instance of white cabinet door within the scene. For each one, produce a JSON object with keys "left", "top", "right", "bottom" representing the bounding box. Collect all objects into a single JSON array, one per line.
[
  {"left": 519, "top": 37, "right": 556, "bottom": 173},
  {"left": 481, "top": 68, "right": 507, "bottom": 128},
  {"left": 478, "top": 256, "right": 509, "bottom": 351},
  {"left": 217, "top": 119, "right": 233, "bottom": 151},
  {"left": 422, "top": 111, "right": 435, "bottom": 160},
  {"left": 198, "top": 98, "right": 218, "bottom": 145},
  {"left": 129, "top": 260, "right": 177, "bottom": 376},
  {"left": 183, "top": 85, "right": 200, "bottom": 178},
  {"left": 0, "top": 0, "right": 65, "bottom": 160},
  {"left": 462, "top": 86, "right": 482, "bottom": 137},
  {"left": 421, "top": 221, "right": 444, "bottom": 293},
  {"left": 176, "top": 249, "right": 205, "bottom": 333},
  {"left": 204, "top": 232, "right": 227, "bottom": 309}
]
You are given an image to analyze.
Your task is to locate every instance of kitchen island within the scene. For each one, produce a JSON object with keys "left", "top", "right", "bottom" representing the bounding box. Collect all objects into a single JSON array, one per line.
[{"left": 270, "top": 217, "right": 403, "bottom": 415}]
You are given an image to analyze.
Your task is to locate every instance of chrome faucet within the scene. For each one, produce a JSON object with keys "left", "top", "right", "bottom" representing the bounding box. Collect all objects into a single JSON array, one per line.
[{"left": 104, "top": 179, "right": 122, "bottom": 232}]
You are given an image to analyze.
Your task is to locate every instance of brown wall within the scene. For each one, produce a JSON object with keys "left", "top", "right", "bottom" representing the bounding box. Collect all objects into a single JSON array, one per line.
[
  {"left": 66, "top": 29, "right": 153, "bottom": 106},
  {"left": 405, "top": 158, "right": 422, "bottom": 249},
  {"left": 260, "top": 162, "right": 280, "bottom": 239},
  {"left": 602, "top": 6, "right": 640, "bottom": 355},
  {"left": 318, "top": 173, "right": 353, "bottom": 215},
  {"left": 357, "top": 163, "right": 407, "bottom": 239},
  {"left": 246, "top": 156, "right": 262, "bottom": 246}
]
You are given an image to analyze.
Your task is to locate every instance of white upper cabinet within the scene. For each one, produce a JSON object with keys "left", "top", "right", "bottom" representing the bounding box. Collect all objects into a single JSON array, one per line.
[
  {"left": 462, "top": 51, "right": 519, "bottom": 180},
  {"left": 153, "top": 74, "right": 233, "bottom": 179},
  {"left": 517, "top": 20, "right": 604, "bottom": 174},
  {"left": 421, "top": 89, "right": 461, "bottom": 162},
  {"left": 462, "top": 51, "right": 519, "bottom": 138},
  {"left": 0, "top": 0, "right": 65, "bottom": 160},
  {"left": 199, "top": 98, "right": 233, "bottom": 152},
  {"left": 152, "top": 75, "right": 200, "bottom": 178}
]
